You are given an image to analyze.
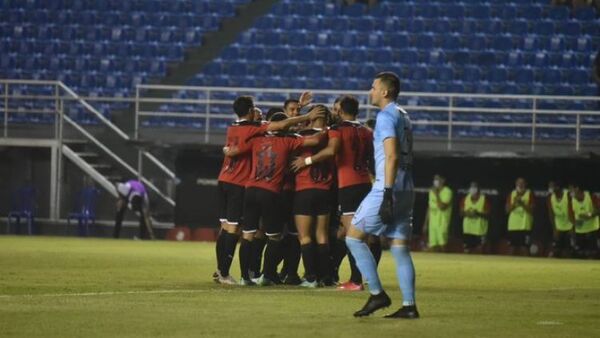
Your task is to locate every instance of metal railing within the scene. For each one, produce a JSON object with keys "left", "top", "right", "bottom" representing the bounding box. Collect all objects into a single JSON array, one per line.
[
  {"left": 1, "top": 79, "right": 176, "bottom": 221},
  {"left": 135, "top": 84, "right": 600, "bottom": 152}
]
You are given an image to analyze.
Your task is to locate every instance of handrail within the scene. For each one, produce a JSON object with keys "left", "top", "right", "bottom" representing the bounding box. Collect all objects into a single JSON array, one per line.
[
  {"left": 138, "top": 84, "right": 600, "bottom": 101},
  {"left": 58, "top": 82, "right": 131, "bottom": 140},
  {"left": 60, "top": 81, "right": 176, "bottom": 204},
  {"left": 63, "top": 115, "right": 138, "bottom": 175},
  {"left": 143, "top": 152, "right": 176, "bottom": 179},
  {"left": 64, "top": 115, "right": 175, "bottom": 206},
  {"left": 0, "top": 79, "right": 176, "bottom": 210}
]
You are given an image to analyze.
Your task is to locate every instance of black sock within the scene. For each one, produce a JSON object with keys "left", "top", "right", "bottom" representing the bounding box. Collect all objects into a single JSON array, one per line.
[
  {"left": 317, "top": 243, "right": 332, "bottom": 282},
  {"left": 263, "top": 238, "right": 283, "bottom": 281},
  {"left": 215, "top": 231, "right": 226, "bottom": 274},
  {"left": 370, "top": 239, "right": 382, "bottom": 266},
  {"left": 278, "top": 235, "right": 290, "bottom": 277},
  {"left": 285, "top": 235, "right": 301, "bottom": 277},
  {"left": 239, "top": 238, "right": 252, "bottom": 280},
  {"left": 301, "top": 243, "right": 316, "bottom": 282},
  {"left": 332, "top": 239, "right": 347, "bottom": 276},
  {"left": 221, "top": 232, "right": 239, "bottom": 277},
  {"left": 348, "top": 250, "right": 363, "bottom": 284},
  {"left": 251, "top": 237, "right": 266, "bottom": 278}
]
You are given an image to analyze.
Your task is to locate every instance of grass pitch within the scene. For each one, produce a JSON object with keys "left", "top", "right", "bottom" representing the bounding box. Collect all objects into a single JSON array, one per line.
[{"left": 0, "top": 236, "right": 599, "bottom": 338}]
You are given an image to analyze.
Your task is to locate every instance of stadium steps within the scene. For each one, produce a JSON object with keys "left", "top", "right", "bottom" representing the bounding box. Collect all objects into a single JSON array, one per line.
[{"left": 62, "top": 143, "right": 122, "bottom": 197}]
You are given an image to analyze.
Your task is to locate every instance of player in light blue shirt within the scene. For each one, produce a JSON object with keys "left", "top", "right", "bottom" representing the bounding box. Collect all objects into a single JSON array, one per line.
[{"left": 346, "top": 72, "right": 419, "bottom": 319}]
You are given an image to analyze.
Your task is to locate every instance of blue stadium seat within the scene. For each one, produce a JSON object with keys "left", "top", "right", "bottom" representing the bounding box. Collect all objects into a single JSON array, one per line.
[
  {"left": 442, "top": 4, "right": 465, "bottom": 18},
  {"left": 545, "top": 6, "right": 570, "bottom": 20},
  {"left": 573, "top": 7, "right": 598, "bottom": 20},
  {"left": 466, "top": 5, "right": 490, "bottom": 19},
  {"left": 343, "top": 3, "right": 367, "bottom": 17}
]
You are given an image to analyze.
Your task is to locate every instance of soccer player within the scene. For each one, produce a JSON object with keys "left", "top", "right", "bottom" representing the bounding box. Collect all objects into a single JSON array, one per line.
[
  {"left": 214, "top": 94, "right": 318, "bottom": 285},
  {"left": 345, "top": 72, "right": 419, "bottom": 318},
  {"left": 291, "top": 105, "right": 336, "bottom": 287},
  {"left": 422, "top": 174, "right": 453, "bottom": 252},
  {"left": 546, "top": 181, "right": 574, "bottom": 258},
  {"left": 291, "top": 95, "right": 375, "bottom": 291},
  {"left": 568, "top": 183, "right": 599, "bottom": 258},
  {"left": 229, "top": 110, "right": 325, "bottom": 286},
  {"left": 284, "top": 99, "right": 300, "bottom": 117},
  {"left": 505, "top": 177, "right": 534, "bottom": 256},
  {"left": 460, "top": 181, "right": 490, "bottom": 254},
  {"left": 114, "top": 179, "right": 154, "bottom": 240}
]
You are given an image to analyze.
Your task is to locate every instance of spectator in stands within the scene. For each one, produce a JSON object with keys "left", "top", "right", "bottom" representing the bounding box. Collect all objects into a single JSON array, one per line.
[
  {"left": 593, "top": 51, "right": 600, "bottom": 109},
  {"left": 505, "top": 178, "right": 534, "bottom": 256},
  {"left": 114, "top": 179, "right": 154, "bottom": 240},
  {"left": 569, "top": 183, "right": 599, "bottom": 258},
  {"left": 547, "top": 181, "right": 574, "bottom": 258},
  {"left": 422, "top": 175, "right": 453, "bottom": 252},
  {"left": 460, "top": 182, "right": 490, "bottom": 254}
]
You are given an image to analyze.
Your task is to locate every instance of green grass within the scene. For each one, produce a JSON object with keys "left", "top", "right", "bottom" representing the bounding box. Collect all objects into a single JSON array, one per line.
[{"left": 0, "top": 236, "right": 599, "bottom": 338}]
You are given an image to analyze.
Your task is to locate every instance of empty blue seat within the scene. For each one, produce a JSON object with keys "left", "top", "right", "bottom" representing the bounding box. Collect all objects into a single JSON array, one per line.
[
  {"left": 545, "top": 6, "right": 570, "bottom": 20},
  {"left": 515, "top": 67, "right": 534, "bottom": 84},
  {"left": 466, "top": 5, "right": 490, "bottom": 19},
  {"left": 442, "top": 4, "right": 465, "bottom": 18},
  {"left": 343, "top": 3, "right": 367, "bottom": 17},
  {"left": 490, "top": 67, "right": 508, "bottom": 83}
]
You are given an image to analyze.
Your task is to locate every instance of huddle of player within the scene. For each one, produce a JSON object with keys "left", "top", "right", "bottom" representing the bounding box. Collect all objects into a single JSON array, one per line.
[{"left": 214, "top": 93, "right": 380, "bottom": 289}]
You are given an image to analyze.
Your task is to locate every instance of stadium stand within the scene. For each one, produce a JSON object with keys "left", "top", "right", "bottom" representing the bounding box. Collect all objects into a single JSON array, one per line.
[
  {"left": 163, "top": 0, "right": 597, "bottom": 139},
  {"left": 0, "top": 0, "right": 250, "bottom": 121},
  {"left": 0, "top": 0, "right": 598, "bottom": 139}
]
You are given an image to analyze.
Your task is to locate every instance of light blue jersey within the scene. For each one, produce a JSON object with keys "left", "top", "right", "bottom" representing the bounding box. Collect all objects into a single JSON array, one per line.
[
  {"left": 353, "top": 102, "right": 414, "bottom": 239},
  {"left": 372, "top": 102, "right": 414, "bottom": 191}
]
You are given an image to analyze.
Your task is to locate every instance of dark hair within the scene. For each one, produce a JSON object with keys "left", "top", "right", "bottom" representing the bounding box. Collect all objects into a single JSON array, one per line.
[
  {"left": 366, "top": 118, "right": 376, "bottom": 129},
  {"left": 233, "top": 96, "right": 254, "bottom": 118},
  {"left": 375, "top": 71, "right": 401, "bottom": 100},
  {"left": 270, "top": 112, "right": 288, "bottom": 122},
  {"left": 338, "top": 95, "right": 359, "bottom": 117},
  {"left": 284, "top": 99, "right": 299, "bottom": 110},
  {"left": 308, "top": 104, "right": 333, "bottom": 126},
  {"left": 266, "top": 107, "right": 284, "bottom": 121}
]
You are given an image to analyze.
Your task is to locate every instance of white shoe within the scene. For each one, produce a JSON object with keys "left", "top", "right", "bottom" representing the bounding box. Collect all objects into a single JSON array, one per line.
[
  {"left": 239, "top": 278, "right": 256, "bottom": 286},
  {"left": 256, "top": 275, "right": 275, "bottom": 286},
  {"left": 217, "top": 275, "right": 237, "bottom": 285},
  {"left": 299, "top": 279, "right": 318, "bottom": 288}
]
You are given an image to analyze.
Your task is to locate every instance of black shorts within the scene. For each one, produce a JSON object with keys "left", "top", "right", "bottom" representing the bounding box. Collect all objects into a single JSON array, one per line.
[
  {"left": 130, "top": 195, "right": 144, "bottom": 212},
  {"left": 218, "top": 181, "right": 245, "bottom": 224},
  {"left": 281, "top": 189, "right": 296, "bottom": 234},
  {"left": 243, "top": 187, "right": 283, "bottom": 235},
  {"left": 293, "top": 189, "right": 331, "bottom": 216},
  {"left": 508, "top": 231, "right": 531, "bottom": 247},
  {"left": 553, "top": 231, "right": 572, "bottom": 250},
  {"left": 575, "top": 232, "right": 598, "bottom": 252},
  {"left": 463, "top": 234, "right": 485, "bottom": 249},
  {"left": 338, "top": 183, "right": 371, "bottom": 215}
]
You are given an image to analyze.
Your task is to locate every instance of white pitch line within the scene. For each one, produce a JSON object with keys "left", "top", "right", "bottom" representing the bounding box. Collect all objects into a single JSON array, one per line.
[{"left": 0, "top": 287, "right": 340, "bottom": 299}]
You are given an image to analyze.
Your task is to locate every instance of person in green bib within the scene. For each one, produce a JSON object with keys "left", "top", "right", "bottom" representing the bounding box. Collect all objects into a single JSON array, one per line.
[
  {"left": 460, "top": 182, "right": 490, "bottom": 254},
  {"left": 568, "top": 183, "right": 599, "bottom": 259},
  {"left": 546, "top": 181, "right": 574, "bottom": 258},
  {"left": 505, "top": 177, "right": 535, "bottom": 256},
  {"left": 422, "top": 175, "right": 453, "bottom": 252}
]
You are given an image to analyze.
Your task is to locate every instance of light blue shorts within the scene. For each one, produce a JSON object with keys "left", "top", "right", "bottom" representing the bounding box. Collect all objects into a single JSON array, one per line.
[{"left": 352, "top": 188, "right": 414, "bottom": 240}]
